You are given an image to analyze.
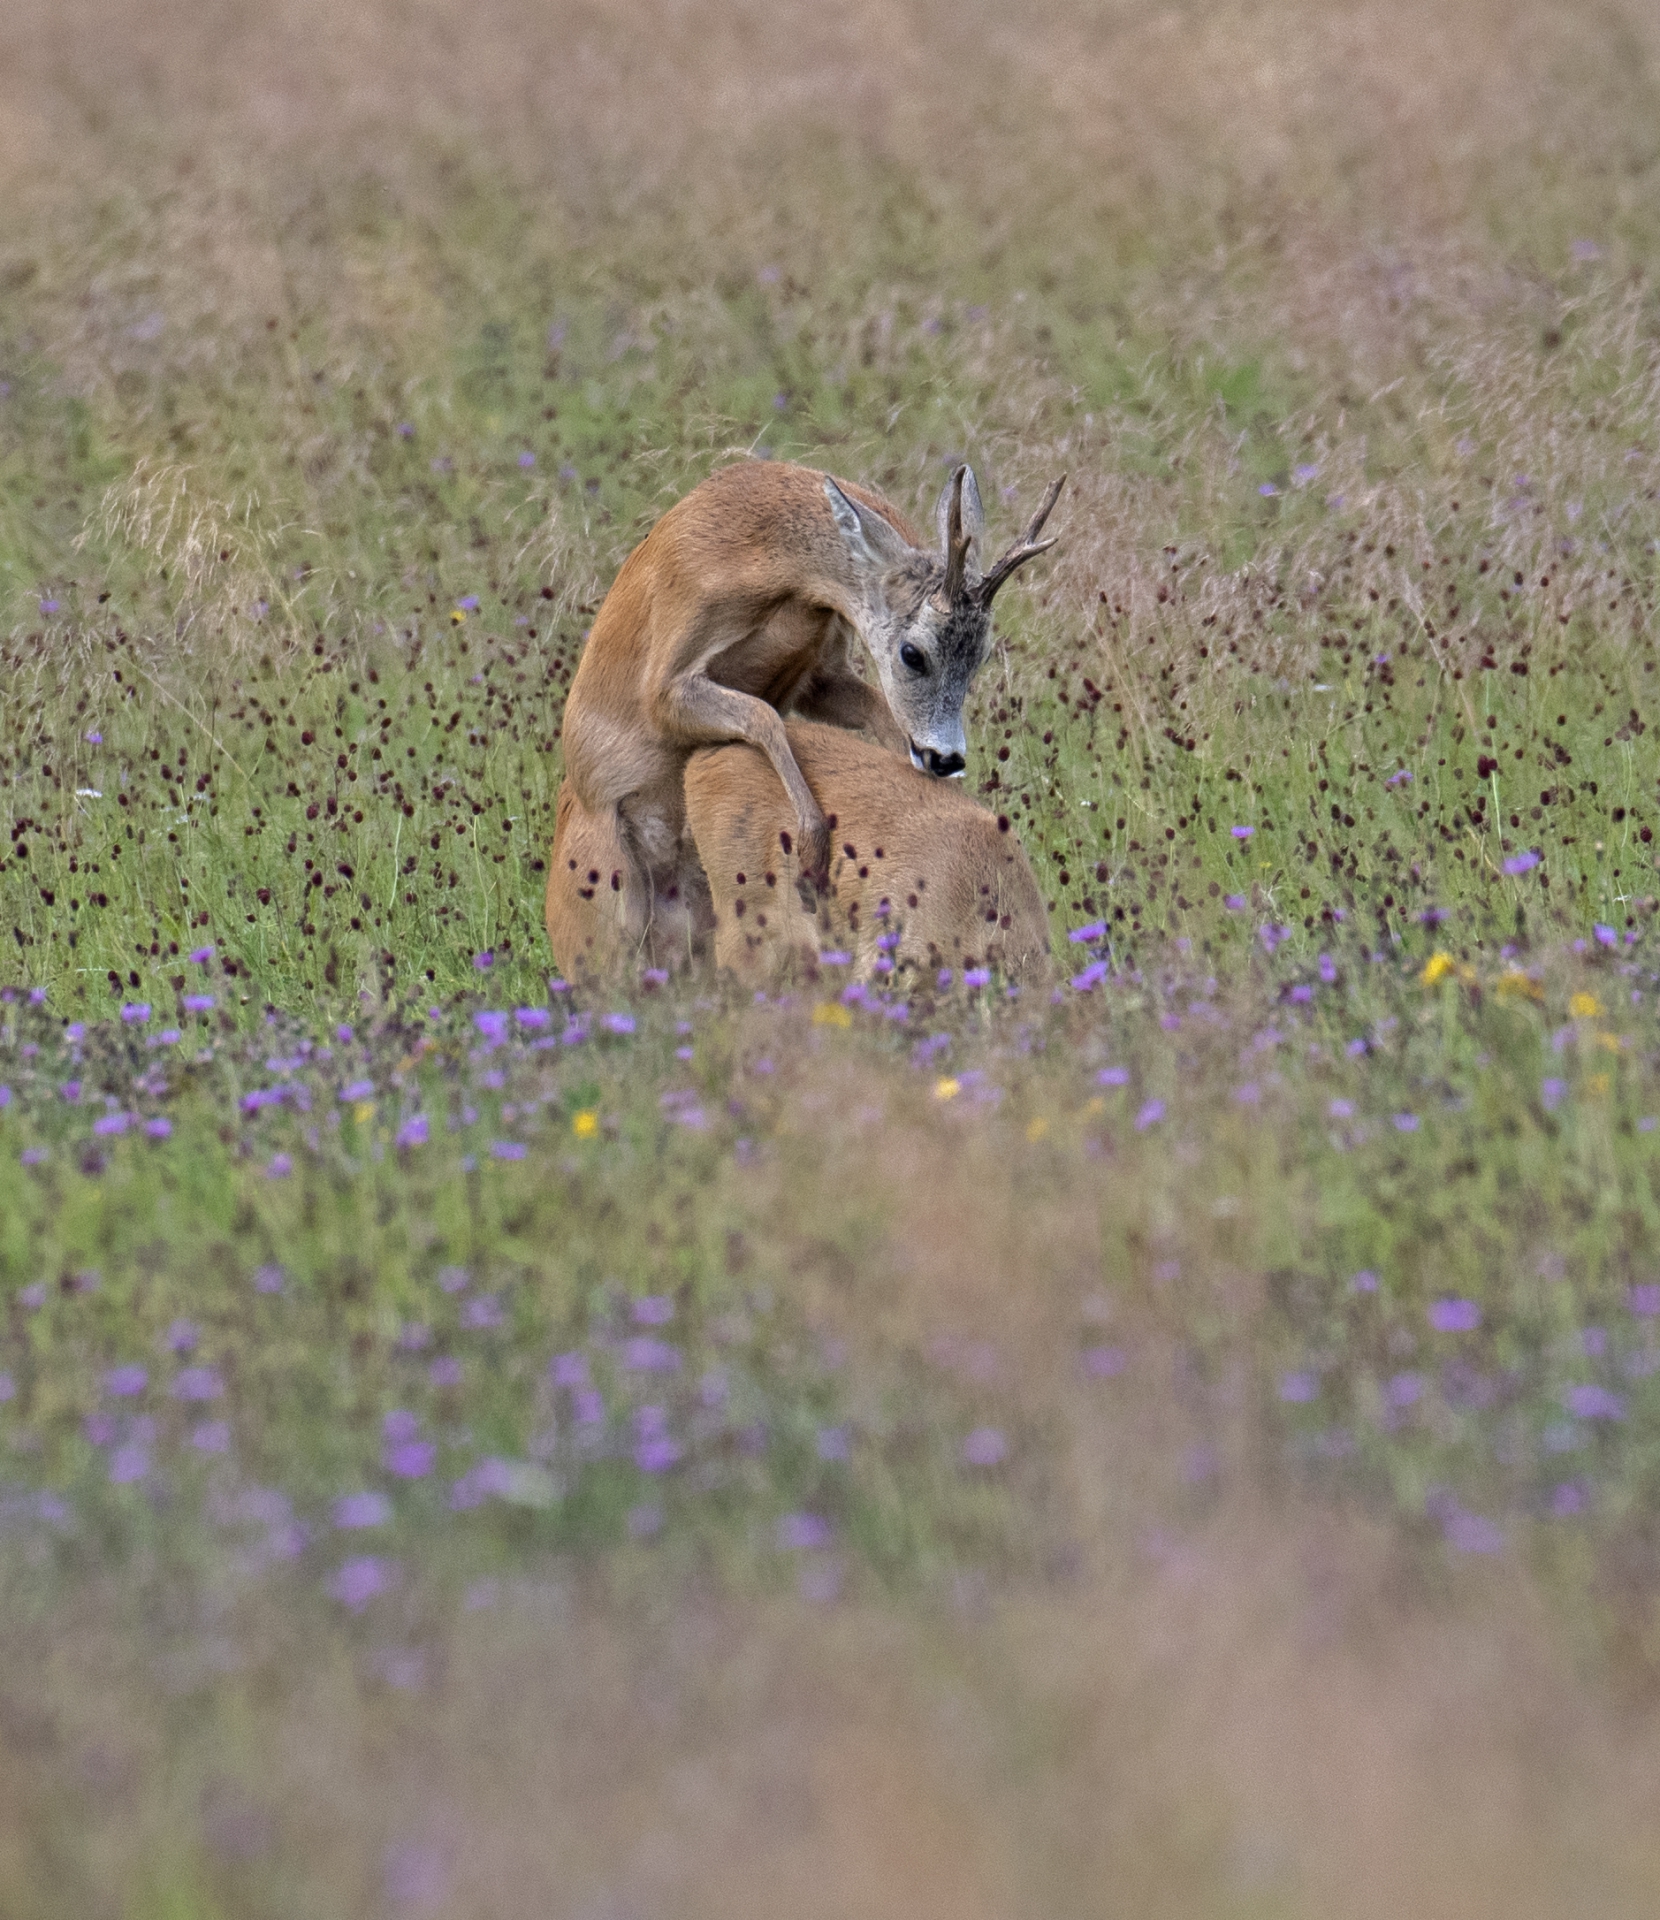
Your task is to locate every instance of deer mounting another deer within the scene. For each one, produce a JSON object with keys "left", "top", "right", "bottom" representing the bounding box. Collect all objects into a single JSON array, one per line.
[
  {"left": 545, "top": 459, "right": 1063, "bottom": 980},
  {"left": 682, "top": 720, "right": 1052, "bottom": 986}
]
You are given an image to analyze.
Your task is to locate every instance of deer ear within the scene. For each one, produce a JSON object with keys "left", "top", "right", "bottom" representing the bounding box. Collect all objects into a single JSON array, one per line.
[
  {"left": 825, "top": 477, "right": 912, "bottom": 572},
  {"left": 934, "top": 465, "right": 984, "bottom": 559}
]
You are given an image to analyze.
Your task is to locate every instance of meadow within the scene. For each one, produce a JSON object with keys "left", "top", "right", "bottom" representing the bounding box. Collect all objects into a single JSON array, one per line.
[{"left": 5, "top": 0, "right": 1660, "bottom": 1912}]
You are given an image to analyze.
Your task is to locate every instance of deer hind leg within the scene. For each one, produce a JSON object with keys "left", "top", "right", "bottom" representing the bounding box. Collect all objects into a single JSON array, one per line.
[{"left": 545, "top": 777, "right": 652, "bottom": 982}]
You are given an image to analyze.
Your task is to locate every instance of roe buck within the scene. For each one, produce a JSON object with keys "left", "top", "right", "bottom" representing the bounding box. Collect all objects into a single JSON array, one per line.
[
  {"left": 545, "top": 459, "right": 1063, "bottom": 978},
  {"left": 682, "top": 720, "right": 1052, "bottom": 985}
]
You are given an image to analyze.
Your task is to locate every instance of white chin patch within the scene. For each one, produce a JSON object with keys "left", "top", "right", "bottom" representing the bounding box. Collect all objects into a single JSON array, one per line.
[
  {"left": 908, "top": 745, "right": 927, "bottom": 771},
  {"left": 945, "top": 765, "right": 966, "bottom": 780}
]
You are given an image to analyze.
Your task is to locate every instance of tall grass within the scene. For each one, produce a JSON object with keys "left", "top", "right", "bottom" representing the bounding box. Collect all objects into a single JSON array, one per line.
[{"left": 4, "top": 2, "right": 1660, "bottom": 1914}]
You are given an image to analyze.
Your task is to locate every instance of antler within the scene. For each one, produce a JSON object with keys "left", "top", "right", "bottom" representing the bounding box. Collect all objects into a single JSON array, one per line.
[
  {"left": 941, "top": 464, "right": 974, "bottom": 603},
  {"left": 976, "top": 474, "right": 1067, "bottom": 607}
]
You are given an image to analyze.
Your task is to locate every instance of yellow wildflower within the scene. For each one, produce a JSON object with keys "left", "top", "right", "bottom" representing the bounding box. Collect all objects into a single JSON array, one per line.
[
  {"left": 812, "top": 1001, "right": 852, "bottom": 1029},
  {"left": 572, "top": 1109, "right": 599, "bottom": 1139},
  {"left": 1595, "top": 1030, "right": 1623, "bottom": 1053},
  {"left": 353, "top": 1101, "right": 375, "bottom": 1125},
  {"left": 934, "top": 1077, "right": 961, "bottom": 1101},
  {"left": 1495, "top": 969, "right": 1544, "bottom": 1002},
  {"left": 1026, "top": 1116, "right": 1051, "bottom": 1143},
  {"left": 1569, "top": 991, "right": 1603, "bottom": 1019},
  {"left": 1081, "top": 1096, "right": 1106, "bottom": 1118},
  {"left": 1420, "top": 952, "right": 1455, "bottom": 986},
  {"left": 1586, "top": 1072, "right": 1612, "bottom": 1099}
]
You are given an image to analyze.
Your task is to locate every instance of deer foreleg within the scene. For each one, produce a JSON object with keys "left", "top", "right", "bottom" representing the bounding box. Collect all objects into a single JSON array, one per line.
[{"left": 652, "top": 674, "right": 832, "bottom": 891}]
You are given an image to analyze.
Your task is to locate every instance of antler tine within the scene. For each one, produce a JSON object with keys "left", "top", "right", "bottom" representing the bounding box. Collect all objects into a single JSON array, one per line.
[
  {"left": 941, "top": 464, "right": 973, "bottom": 603},
  {"left": 977, "top": 474, "right": 1067, "bottom": 607}
]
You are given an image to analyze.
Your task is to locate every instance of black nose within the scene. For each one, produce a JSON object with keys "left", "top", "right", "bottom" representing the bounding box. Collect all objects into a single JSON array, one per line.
[{"left": 915, "top": 745, "right": 966, "bottom": 778}]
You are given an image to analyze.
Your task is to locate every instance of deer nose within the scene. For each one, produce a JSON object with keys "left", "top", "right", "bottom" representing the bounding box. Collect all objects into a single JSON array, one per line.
[{"left": 912, "top": 743, "right": 966, "bottom": 778}]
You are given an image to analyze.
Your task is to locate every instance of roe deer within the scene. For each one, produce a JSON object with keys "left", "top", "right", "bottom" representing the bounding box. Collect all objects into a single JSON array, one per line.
[
  {"left": 682, "top": 720, "right": 1052, "bottom": 986},
  {"left": 545, "top": 459, "right": 1063, "bottom": 979}
]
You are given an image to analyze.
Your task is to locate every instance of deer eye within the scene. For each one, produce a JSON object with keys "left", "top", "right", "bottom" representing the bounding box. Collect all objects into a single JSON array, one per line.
[{"left": 899, "top": 643, "right": 928, "bottom": 675}]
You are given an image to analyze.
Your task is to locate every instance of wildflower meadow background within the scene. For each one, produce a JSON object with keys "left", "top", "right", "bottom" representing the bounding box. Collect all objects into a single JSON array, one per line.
[{"left": 6, "top": 1, "right": 1660, "bottom": 1913}]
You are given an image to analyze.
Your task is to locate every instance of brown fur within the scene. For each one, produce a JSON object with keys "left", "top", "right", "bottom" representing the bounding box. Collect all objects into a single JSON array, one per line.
[
  {"left": 683, "top": 721, "right": 1052, "bottom": 986},
  {"left": 548, "top": 461, "right": 920, "bottom": 978}
]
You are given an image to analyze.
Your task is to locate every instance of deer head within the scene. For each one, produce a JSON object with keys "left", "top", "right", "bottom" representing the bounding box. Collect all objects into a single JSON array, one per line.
[{"left": 825, "top": 466, "right": 1065, "bottom": 776}]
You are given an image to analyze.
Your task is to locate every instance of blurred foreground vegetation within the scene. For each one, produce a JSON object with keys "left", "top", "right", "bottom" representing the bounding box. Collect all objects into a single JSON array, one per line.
[{"left": 5, "top": 0, "right": 1660, "bottom": 1913}]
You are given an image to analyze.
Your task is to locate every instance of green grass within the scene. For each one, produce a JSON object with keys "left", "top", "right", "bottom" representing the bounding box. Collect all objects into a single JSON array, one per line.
[{"left": 7, "top": 0, "right": 1660, "bottom": 1912}]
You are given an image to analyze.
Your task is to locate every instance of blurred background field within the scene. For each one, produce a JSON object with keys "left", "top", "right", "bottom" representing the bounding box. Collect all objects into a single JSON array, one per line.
[{"left": 5, "top": 1, "right": 1660, "bottom": 1914}]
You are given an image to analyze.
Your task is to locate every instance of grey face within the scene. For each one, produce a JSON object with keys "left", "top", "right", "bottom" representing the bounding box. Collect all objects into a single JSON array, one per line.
[{"left": 824, "top": 466, "right": 1064, "bottom": 778}]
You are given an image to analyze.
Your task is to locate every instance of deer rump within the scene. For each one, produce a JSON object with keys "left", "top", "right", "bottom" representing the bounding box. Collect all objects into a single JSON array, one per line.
[{"left": 683, "top": 720, "right": 1052, "bottom": 985}]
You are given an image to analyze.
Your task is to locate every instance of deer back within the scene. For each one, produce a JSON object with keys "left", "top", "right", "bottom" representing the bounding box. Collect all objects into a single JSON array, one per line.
[{"left": 685, "top": 720, "right": 1052, "bottom": 984}]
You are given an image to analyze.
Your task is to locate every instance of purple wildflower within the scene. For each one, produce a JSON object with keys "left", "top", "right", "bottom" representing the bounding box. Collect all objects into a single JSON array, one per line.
[
  {"left": 632, "top": 1295, "right": 674, "bottom": 1326},
  {"left": 1393, "top": 1112, "right": 1420, "bottom": 1133},
  {"left": 1231, "top": 825, "right": 1254, "bottom": 840},
  {"left": 105, "top": 1364, "right": 148, "bottom": 1398},
  {"left": 333, "top": 1491, "right": 392, "bottom": 1529},
  {"left": 1068, "top": 920, "right": 1107, "bottom": 944},
  {"left": 961, "top": 1426, "right": 1008, "bottom": 1467},
  {"left": 1503, "top": 850, "right": 1541, "bottom": 876},
  {"left": 395, "top": 1115, "right": 429, "bottom": 1149},
  {"left": 384, "top": 1440, "right": 436, "bottom": 1479},
  {"left": 635, "top": 1436, "right": 682, "bottom": 1473},
  {"left": 1629, "top": 1284, "right": 1660, "bottom": 1317},
  {"left": 191, "top": 1421, "right": 231, "bottom": 1453},
  {"left": 1385, "top": 1372, "right": 1424, "bottom": 1408},
  {"left": 164, "top": 1319, "right": 198, "bottom": 1354},
  {"left": 459, "top": 1295, "right": 504, "bottom": 1330},
  {"left": 623, "top": 1336, "right": 681, "bottom": 1373},
  {"left": 120, "top": 1003, "right": 150, "bottom": 1024},
  {"left": 1096, "top": 1067, "right": 1130, "bottom": 1087},
  {"left": 172, "top": 1366, "right": 224, "bottom": 1402},
  {"left": 330, "top": 1556, "right": 394, "bottom": 1610},
  {"left": 489, "top": 1141, "right": 527, "bottom": 1161},
  {"left": 1134, "top": 1099, "right": 1164, "bottom": 1131},
  {"left": 776, "top": 1513, "right": 834, "bottom": 1551},
  {"left": 429, "top": 1356, "right": 463, "bottom": 1388},
  {"left": 1443, "top": 1509, "right": 1505, "bottom": 1554},
  {"left": 1278, "top": 1371, "right": 1318, "bottom": 1403},
  {"left": 1428, "top": 1299, "right": 1481, "bottom": 1334},
  {"left": 473, "top": 1010, "right": 509, "bottom": 1043},
  {"left": 108, "top": 1443, "right": 150, "bottom": 1484},
  {"left": 603, "top": 1012, "right": 636, "bottom": 1037},
  {"left": 1565, "top": 1383, "right": 1626, "bottom": 1421}
]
